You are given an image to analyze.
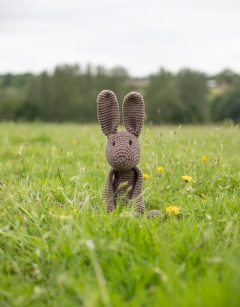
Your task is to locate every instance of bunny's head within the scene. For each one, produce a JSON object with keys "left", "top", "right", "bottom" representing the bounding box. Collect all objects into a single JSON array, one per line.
[{"left": 97, "top": 90, "right": 145, "bottom": 171}]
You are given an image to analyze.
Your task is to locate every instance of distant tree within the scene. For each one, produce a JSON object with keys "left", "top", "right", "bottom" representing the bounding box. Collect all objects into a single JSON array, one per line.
[
  {"left": 145, "top": 69, "right": 184, "bottom": 124},
  {"left": 177, "top": 69, "right": 209, "bottom": 123},
  {"left": 16, "top": 101, "right": 40, "bottom": 121},
  {"left": 210, "top": 69, "right": 238, "bottom": 86},
  {"left": 110, "top": 66, "right": 129, "bottom": 78},
  {"left": 24, "top": 64, "right": 131, "bottom": 123},
  {"left": 0, "top": 73, "right": 34, "bottom": 88},
  {"left": 0, "top": 100, "right": 17, "bottom": 121},
  {"left": 2, "top": 64, "right": 231, "bottom": 124},
  {"left": 0, "top": 74, "right": 13, "bottom": 87},
  {"left": 212, "top": 77, "right": 240, "bottom": 122}
]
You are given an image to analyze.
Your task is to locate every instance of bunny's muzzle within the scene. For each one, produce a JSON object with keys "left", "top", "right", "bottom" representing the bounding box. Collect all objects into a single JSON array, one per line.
[{"left": 105, "top": 131, "right": 141, "bottom": 171}]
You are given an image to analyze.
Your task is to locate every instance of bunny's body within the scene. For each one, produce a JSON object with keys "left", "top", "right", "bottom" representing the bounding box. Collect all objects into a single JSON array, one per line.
[
  {"left": 97, "top": 90, "right": 145, "bottom": 213},
  {"left": 112, "top": 168, "right": 136, "bottom": 200},
  {"left": 105, "top": 165, "right": 145, "bottom": 213}
]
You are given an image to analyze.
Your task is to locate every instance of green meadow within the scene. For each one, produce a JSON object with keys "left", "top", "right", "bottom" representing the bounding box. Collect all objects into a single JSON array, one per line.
[{"left": 0, "top": 123, "right": 240, "bottom": 307}]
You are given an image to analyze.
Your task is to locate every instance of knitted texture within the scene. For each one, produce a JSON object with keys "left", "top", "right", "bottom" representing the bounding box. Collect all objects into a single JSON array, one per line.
[
  {"left": 97, "top": 90, "right": 120, "bottom": 137},
  {"left": 123, "top": 92, "right": 144, "bottom": 137},
  {"left": 97, "top": 90, "right": 145, "bottom": 213}
]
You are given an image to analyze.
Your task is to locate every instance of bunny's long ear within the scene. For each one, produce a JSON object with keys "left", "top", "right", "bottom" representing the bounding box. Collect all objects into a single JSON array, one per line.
[
  {"left": 97, "top": 90, "right": 120, "bottom": 137},
  {"left": 123, "top": 92, "right": 145, "bottom": 137}
]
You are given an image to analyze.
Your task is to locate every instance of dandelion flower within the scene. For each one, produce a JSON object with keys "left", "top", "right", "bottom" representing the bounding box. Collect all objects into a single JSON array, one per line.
[
  {"left": 143, "top": 173, "right": 150, "bottom": 179},
  {"left": 181, "top": 175, "right": 193, "bottom": 182},
  {"left": 201, "top": 155, "right": 208, "bottom": 162},
  {"left": 166, "top": 206, "right": 180, "bottom": 215},
  {"left": 157, "top": 166, "right": 165, "bottom": 172}
]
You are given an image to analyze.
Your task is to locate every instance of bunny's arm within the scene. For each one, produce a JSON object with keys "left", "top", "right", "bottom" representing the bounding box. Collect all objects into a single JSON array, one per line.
[
  {"left": 103, "top": 167, "right": 116, "bottom": 213},
  {"left": 131, "top": 166, "right": 145, "bottom": 213}
]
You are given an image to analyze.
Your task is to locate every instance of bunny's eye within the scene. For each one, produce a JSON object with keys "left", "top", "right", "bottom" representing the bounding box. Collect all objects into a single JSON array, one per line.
[
  {"left": 112, "top": 141, "right": 115, "bottom": 146},
  {"left": 129, "top": 140, "right": 132, "bottom": 145}
]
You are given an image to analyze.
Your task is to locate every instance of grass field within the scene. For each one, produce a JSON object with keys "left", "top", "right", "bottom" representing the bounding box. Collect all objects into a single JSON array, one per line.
[{"left": 0, "top": 123, "right": 240, "bottom": 307}]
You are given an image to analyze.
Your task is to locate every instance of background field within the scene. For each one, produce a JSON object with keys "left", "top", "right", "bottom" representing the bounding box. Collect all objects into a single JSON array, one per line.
[{"left": 0, "top": 123, "right": 240, "bottom": 307}]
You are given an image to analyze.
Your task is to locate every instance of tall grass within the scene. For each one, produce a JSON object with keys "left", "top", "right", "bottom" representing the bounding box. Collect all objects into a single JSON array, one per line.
[{"left": 0, "top": 123, "right": 240, "bottom": 307}]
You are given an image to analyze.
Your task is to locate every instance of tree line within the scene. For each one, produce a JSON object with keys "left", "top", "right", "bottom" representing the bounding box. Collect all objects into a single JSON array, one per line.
[{"left": 0, "top": 64, "right": 239, "bottom": 124}]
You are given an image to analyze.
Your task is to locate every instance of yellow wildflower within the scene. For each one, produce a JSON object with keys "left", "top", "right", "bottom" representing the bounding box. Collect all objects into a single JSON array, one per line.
[
  {"left": 157, "top": 166, "right": 165, "bottom": 172},
  {"left": 181, "top": 175, "right": 193, "bottom": 182},
  {"left": 143, "top": 173, "right": 150, "bottom": 179},
  {"left": 166, "top": 206, "right": 180, "bottom": 215},
  {"left": 201, "top": 155, "right": 208, "bottom": 162},
  {"left": 71, "top": 139, "right": 78, "bottom": 145}
]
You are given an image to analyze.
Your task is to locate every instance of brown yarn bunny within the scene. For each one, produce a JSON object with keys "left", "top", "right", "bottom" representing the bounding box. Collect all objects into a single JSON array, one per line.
[{"left": 97, "top": 89, "right": 148, "bottom": 214}]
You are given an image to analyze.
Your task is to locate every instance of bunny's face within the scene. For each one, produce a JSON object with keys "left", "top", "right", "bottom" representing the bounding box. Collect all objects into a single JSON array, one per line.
[{"left": 106, "top": 130, "right": 140, "bottom": 171}]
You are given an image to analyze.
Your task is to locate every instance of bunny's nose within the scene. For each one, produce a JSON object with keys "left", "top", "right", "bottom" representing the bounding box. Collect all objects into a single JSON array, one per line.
[{"left": 116, "top": 154, "right": 127, "bottom": 163}]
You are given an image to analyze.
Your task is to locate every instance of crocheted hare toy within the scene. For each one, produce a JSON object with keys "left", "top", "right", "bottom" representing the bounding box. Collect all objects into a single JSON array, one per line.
[{"left": 97, "top": 89, "right": 146, "bottom": 214}]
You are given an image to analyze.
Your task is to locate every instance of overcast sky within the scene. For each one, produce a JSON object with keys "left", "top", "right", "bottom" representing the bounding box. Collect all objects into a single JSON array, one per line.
[{"left": 1, "top": 0, "right": 240, "bottom": 77}]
